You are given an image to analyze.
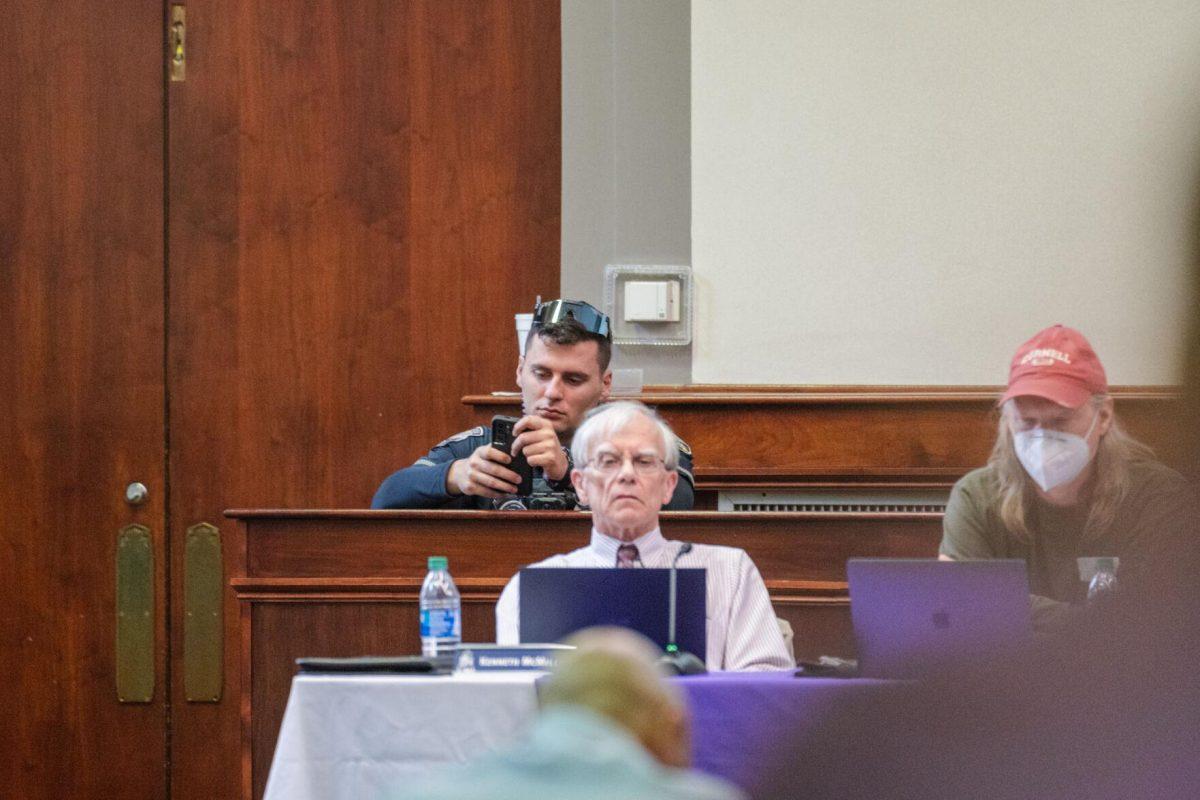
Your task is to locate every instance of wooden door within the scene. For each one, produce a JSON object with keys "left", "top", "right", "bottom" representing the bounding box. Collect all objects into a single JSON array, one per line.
[
  {"left": 166, "top": 3, "right": 561, "bottom": 798},
  {"left": 0, "top": 2, "right": 167, "bottom": 798}
]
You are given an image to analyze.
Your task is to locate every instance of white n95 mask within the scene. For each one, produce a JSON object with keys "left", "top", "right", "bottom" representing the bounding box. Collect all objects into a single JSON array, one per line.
[{"left": 1012, "top": 411, "right": 1099, "bottom": 492}]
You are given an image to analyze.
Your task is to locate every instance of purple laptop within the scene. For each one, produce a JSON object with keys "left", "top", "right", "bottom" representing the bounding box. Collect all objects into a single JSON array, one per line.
[{"left": 847, "top": 559, "right": 1032, "bottom": 679}]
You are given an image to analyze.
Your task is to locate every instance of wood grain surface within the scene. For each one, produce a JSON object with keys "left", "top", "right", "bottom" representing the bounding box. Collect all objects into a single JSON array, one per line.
[
  {"left": 168, "top": 3, "right": 561, "bottom": 798},
  {"left": 467, "top": 385, "right": 1183, "bottom": 488},
  {"left": 0, "top": 3, "right": 167, "bottom": 798}
]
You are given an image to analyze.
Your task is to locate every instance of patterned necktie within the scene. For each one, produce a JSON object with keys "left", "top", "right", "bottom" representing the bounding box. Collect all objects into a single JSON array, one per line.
[{"left": 616, "top": 544, "right": 640, "bottom": 568}]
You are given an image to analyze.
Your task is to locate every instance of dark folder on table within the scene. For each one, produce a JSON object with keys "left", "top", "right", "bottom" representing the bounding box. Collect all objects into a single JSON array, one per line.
[
  {"left": 519, "top": 567, "right": 706, "bottom": 657},
  {"left": 848, "top": 558, "right": 1032, "bottom": 679}
]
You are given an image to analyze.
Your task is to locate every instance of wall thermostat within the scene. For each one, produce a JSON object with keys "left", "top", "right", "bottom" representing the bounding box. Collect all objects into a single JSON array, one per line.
[
  {"left": 602, "top": 265, "right": 692, "bottom": 346},
  {"left": 623, "top": 280, "right": 681, "bottom": 322}
]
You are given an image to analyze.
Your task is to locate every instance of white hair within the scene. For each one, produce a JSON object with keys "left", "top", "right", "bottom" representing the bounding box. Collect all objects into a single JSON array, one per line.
[{"left": 570, "top": 401, "right": 680, "bottom": 471}]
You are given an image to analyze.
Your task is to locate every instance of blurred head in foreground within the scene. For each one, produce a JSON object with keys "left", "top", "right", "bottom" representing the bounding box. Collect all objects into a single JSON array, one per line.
[
  {"left": 542, "top": 627, "right": 690, "bottom": 767},
  {"left": 393, "top": 626, "right": 742, "bottom": 800}
]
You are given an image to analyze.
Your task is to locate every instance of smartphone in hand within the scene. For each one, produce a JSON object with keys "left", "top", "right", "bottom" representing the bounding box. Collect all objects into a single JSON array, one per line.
[{"left": 490, "top": 415, "right": 534, "bottom": 496}]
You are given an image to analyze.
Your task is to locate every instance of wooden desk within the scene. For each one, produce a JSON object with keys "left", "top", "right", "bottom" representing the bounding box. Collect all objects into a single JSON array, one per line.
[{"left": 229, "top": 509, "right": 940, "bottom": 800}]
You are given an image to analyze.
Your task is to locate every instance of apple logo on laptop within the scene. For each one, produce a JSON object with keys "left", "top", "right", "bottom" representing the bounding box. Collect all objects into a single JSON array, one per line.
[{"left": 932, "top": 610, "right": 951, "bottom": 629}]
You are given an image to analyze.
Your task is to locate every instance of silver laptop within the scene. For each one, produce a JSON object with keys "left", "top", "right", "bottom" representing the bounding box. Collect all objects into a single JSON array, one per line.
[{"left": 847, "top": 559, "right": 1032, "bottom": 679}]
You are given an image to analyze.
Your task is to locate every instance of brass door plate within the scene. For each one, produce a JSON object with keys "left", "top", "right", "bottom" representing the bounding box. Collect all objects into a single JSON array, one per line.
[
  {"left": 169, "top": 6, "right": 186, "bottom": 82},
  {"left": 116, "top": 524, "right": 154, "bottom": 703},
  {"left": 184, "top": 523, "right": 223, "bottom": 702}
]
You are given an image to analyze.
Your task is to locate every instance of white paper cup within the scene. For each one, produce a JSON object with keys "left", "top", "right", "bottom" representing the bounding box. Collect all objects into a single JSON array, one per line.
[{"left": 515, "top": 313, "right": 534, "bottom": 356}]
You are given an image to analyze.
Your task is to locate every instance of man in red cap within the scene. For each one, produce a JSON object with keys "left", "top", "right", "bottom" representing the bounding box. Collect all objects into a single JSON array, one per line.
[{"left": 939, "top": 324, "right": 1192, "bottom": 630}]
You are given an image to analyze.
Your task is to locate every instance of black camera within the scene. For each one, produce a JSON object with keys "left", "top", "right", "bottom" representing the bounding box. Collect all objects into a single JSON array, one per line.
[
  {"left": 527, "top": 492, "right": 575, "bottom": 510},
  {"left": 493, "top": 492, "right": 576, "bottom": 511}
]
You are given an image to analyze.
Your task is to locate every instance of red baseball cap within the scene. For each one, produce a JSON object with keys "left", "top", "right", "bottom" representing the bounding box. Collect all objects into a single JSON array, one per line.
[{"left": 999, "top": 324, "right": 1108, "bottom": 409}]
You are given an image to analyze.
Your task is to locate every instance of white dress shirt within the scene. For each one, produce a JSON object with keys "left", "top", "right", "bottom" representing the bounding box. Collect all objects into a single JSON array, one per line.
[{"left": 495, "top": 528, "right": 793, "bottom": 671}]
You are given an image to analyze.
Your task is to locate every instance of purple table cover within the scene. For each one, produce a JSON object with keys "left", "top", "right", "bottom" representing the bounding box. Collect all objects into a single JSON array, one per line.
[{"left": 677, "top": 672, "right": 896, "bottom": 793}]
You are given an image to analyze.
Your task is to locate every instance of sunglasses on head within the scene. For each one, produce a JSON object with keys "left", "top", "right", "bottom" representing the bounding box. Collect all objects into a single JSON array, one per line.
[{"left": 532, "top": 299, "right": 612, "bottom": 340}]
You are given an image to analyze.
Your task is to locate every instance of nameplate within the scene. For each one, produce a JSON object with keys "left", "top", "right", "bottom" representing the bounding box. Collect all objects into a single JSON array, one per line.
[{"left": 455, "top": 644, "right": 573, "bottom": 672}]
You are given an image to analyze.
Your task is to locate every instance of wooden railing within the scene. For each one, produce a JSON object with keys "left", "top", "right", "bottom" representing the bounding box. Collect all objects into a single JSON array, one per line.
[{"left": 465, "top": 385, "right": 1182, "bottom": 497}]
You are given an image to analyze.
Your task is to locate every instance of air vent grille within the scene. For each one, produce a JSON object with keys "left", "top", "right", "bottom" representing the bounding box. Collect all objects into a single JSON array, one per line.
[
  {"left": 728, "top": 501, "right": 945, "bottom": 513},
  {"left": 718, "top": 490, "right": 949, "bottom": 514}
]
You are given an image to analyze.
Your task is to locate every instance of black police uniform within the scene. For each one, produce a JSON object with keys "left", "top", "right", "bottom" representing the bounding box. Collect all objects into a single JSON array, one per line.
[{"left": 370, "top": 426, "right": 696, "bottom": 510}]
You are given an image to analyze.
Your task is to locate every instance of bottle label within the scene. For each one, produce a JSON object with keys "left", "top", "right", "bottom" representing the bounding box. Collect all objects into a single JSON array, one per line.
[{"left": 420, "top": 608, "right": 460, "bottom": 639}]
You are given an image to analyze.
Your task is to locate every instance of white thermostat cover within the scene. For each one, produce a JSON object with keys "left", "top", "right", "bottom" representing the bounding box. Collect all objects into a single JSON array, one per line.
[{"left": 603, "top": 265, "right": 692, "bottom": 346}]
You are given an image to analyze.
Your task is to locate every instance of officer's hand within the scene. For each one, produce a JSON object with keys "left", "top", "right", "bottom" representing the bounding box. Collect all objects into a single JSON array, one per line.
[
  {"left": 446, "top": 445, "right": 521, "bottom": 498},
  {"left": 512, "top": 415, "right": 569, "bottom": 482}
]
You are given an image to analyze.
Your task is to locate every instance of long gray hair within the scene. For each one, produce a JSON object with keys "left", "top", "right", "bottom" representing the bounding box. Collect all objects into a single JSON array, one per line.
[{"left": 990, "top": 395, "right": 1157, "bottom": 542}]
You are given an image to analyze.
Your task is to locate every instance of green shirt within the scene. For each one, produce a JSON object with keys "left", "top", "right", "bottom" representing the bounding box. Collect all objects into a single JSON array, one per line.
[{"left": 940, "top": 460, "right": 1192, "bottom": 620}]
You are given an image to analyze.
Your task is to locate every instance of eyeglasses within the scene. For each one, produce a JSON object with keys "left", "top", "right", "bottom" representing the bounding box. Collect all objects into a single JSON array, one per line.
[
  {"left": 532, "top": 298, "right": 612, "bottom": 341},
  {"left": 585, "top": 452, "right": 666, "bottom": 475}
]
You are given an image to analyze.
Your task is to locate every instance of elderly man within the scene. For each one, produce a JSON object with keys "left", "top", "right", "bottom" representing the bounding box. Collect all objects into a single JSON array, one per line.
[
  {"left": 495, "top": 401, "right": 793, "bottom": 671},
  {"left": 390, "top": 628, "right": 743, "bottom": 800},
  {"left": 371, "top": 299, "right": 695, "bottom": 509}
]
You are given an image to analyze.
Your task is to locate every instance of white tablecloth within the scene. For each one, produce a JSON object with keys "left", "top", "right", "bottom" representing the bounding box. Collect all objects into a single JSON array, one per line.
[{"left": 263, "top": 673, "right": 544, "bottom": 800}]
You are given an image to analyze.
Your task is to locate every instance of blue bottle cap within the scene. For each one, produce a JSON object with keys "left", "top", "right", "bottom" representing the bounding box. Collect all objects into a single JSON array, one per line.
[{"left": 427, "top": 556, "right": 448, "bottom": 571}]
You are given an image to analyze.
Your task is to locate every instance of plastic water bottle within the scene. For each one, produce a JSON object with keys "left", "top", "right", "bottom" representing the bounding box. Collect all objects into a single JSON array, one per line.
[{"left": 420, "top": 556, "right": 461, "bottom": 657}]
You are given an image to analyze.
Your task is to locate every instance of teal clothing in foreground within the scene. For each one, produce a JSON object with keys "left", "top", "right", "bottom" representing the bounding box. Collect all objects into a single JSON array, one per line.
[{"left": 386, "top": 706, "right": 744, "bottom": 800}]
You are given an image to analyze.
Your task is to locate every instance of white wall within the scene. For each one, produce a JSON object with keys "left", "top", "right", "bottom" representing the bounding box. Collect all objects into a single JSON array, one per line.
[
  {"left": 562, "top": 0, "right": 693, "bottom": 383},
  {"left": 692, "top": 1, "right": 1200, "bottom": 385}
]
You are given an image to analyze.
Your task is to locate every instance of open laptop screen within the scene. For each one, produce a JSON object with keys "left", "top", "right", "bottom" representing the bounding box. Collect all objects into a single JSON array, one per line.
[
  {"left": 848, "top": 558, "right": 1032, "bottom": 679},
  {"left": 519, "top": 567, "right": 707, "bottom": 657}
]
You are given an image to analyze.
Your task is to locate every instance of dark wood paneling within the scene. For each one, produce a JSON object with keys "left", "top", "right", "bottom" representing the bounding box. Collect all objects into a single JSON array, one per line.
[
  {"left": 234, "top": 510, "right": 939, "bottom": 584},
  {"left": 169, "top": 4, "right": 561, "bottom": 799},
  {"left": 0, "top": 3, "right": 166, "bottom": 798},
  {"left": 467, "top": 386, "right": 1184, "bottom": 487},
  {"left": 232, "top": 509, "right": 942, "bottom": 799}
]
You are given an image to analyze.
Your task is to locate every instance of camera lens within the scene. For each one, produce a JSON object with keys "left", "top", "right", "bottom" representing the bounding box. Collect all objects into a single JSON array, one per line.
[{"left": 496, "top": 498, "right": 528, "bottom": 511}]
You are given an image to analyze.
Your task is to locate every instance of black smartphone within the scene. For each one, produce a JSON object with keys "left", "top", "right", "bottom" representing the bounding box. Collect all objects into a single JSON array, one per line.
[{"left": 490, "top": 415, "right": 534, "bottom": 496}]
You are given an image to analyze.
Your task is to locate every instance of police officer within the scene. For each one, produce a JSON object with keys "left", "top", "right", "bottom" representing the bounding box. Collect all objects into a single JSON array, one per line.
[{"left": 371, "top": 299, "right": 695, "bottom": 509}]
